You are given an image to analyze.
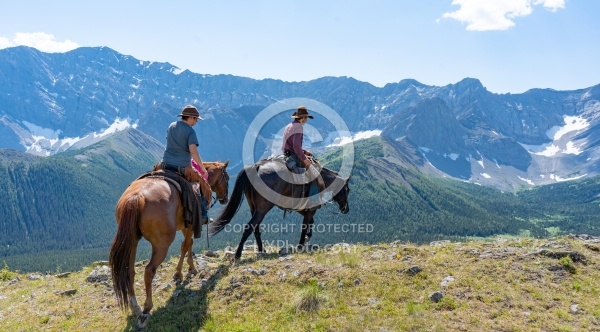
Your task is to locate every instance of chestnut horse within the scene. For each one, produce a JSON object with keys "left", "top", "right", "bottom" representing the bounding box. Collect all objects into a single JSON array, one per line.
[
  {"left": 208, "top": 160, "right": 350, "bottom": 260},
  {"left": 108, "top": 161, "right": 229, "bottom": 327}
]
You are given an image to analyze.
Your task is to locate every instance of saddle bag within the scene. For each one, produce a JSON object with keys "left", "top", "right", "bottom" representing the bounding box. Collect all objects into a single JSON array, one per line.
[{"left": 284, "top": 154, "right": 305, "bottom": 174}]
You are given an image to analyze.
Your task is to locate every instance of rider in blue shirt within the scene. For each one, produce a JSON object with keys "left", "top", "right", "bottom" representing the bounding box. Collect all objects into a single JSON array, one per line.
[{"left": 161, "top": 105, "right": 210, "bottom": 236}]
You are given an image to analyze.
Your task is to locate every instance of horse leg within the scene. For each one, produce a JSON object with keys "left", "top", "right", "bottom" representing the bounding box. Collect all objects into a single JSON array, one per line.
[
  {"left": 298, "top": 212, "right": 316, "bottom": 251},
  {"left": 143, "top": 245, "right": 169, "bottom": 314},
  {"left": 126, "top": 239, "right": 150, "bottom": 328},
  {"left": 246, "top": 196, "right": 261, "bottom": 254},
  {"left": 186, "top": 239, "right": 197, "bottom": 275},
  {"left": 174, "top": 228, "right": 195, "bottom": 281},
  {"left": 126, "top": 239, "right": 143, "bottom": 318},
  {"left": 305, "top": 213, "right": 316, "bottom": 244},
  {"left": 235, "top": 212, "right": 266, "bottom": 259},
  {"left": 253, "top": 222, "right": 266, "bottom": 255},
  {"left": 185, "top": 228, "right": 197, "bottom": 275}
]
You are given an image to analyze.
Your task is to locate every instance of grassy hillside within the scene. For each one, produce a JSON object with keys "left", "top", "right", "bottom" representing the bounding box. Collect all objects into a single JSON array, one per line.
[{"left": 1, "top": 236, "right": 599, "bottom": 331}]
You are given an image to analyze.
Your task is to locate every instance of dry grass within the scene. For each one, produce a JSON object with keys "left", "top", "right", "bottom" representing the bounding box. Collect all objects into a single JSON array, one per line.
[{"left": 1, "top": 236, "right": 599, "bottom": 331}]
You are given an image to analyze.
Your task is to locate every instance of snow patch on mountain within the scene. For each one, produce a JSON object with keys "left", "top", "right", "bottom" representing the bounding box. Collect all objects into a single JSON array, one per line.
[
  {"left": 518, "top": 176, "right": 535, "bottom": 185},
  {"left": 548, "top": 115, "right": 589, "bottom": 140},
  {"left": 22, "top": 121, "right": 61, "bottom": 139},
  {"left": 520, "top": 115, "right": 589, "bottom": 156},
  {"left": 326, "top": 130, "right": 382, "bottom": 147},
  {"left": 444, "top": 153, "right": 460, "bottom": 161},
  {"left": 24, "top": 117, "right": 138, "bottom": 156},
  {"left": 549, "top": 173, "right": 587, "bottom": 182}
]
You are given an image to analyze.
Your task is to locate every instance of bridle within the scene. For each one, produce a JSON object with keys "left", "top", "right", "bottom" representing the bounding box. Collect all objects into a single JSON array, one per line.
[
  {"left": 323, "top": 175, "right": 349, "bottom": 215},
  {"left": 209, "top": 167, "right": 229, "bottom": 207}
]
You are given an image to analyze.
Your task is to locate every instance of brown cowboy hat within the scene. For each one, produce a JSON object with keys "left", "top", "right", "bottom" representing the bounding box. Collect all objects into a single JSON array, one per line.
[
  {"left": 177, "top": 105, "right": 204, "bottom": 120},
  {"left": 291, "top": 106, "right": 313, "bottom": 119}
]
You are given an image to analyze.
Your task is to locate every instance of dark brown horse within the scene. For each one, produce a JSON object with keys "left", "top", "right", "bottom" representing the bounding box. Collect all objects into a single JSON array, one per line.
[
  {"left": 208, "top": 160, "right": 350, "bottom": 259},
  {"left": 108, "top": 161, "right": 229, "bottom": 327}
]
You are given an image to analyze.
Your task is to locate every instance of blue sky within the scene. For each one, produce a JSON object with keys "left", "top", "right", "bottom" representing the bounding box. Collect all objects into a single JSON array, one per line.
[{"left": 1, "top": 0, "right": 597, "bottom": 94}]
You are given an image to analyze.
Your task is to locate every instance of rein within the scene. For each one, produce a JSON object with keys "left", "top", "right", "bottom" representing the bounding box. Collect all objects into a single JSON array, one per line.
[
  {"left": 323, "top": 200, "right": 343, "bottom": 214},
  {"left": 206, "top": 166, "right": 228, "bottom": 248}
]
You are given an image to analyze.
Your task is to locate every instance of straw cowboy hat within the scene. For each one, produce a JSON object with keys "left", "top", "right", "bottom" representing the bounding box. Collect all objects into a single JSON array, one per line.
[
  {"left": 178, "top": 105, "right": 204, "bottom": 120},
  {"left": 291, "top": 106, "right": 313, "bottom": 119}
]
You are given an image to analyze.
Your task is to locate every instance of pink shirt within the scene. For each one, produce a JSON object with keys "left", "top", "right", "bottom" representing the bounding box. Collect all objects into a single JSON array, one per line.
[{"left": 282, "top": 120, "right": 307, "bottom": 162}]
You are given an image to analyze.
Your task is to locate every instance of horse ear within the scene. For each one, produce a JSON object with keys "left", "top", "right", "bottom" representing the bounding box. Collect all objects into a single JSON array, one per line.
[{"left": 224, "top": 160, "right": 229, "bottom": 168}]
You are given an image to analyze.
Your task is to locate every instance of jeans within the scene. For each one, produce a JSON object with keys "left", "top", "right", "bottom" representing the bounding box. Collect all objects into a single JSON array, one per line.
[{"left": 201, "top": 197, "right": 208, "bottom": 218}]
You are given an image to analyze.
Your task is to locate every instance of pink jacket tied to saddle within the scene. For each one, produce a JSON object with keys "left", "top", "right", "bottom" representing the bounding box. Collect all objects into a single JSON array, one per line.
[{"left": 191, "top": 159, "right": 209, "bottom": 181}]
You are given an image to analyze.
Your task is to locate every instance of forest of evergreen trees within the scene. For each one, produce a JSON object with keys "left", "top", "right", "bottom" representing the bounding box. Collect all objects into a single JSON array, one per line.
[{"left": 2, "top": 136, "right": 600, "bottom": 273}]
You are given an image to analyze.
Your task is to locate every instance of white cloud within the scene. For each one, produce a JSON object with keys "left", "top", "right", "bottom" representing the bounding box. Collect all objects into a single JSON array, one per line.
[
  {"left": 0, "top": 36, "right": 13, "bottom": 49},
  {"left": 440, "top": 0, "right": 565, "bottom": 31},
  {"left": 535, "top": 0, "right": 565, "bottom": 12},
  {"left": 0, "top": 32, "right": 79, "bottom": 52}
]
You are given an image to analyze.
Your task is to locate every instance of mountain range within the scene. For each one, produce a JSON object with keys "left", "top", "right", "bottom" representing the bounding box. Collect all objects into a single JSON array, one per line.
[
  {"left": 2, "top": 46, "right": 600, "bottom": 191},
  {"left": 2, "top": 46, "right": 600, "bottom": 272}
]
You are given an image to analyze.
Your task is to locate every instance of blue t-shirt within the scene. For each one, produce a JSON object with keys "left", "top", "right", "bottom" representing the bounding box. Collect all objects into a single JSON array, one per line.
[{"left": 161, "top": 121, "right": 199, "bottom": 167}]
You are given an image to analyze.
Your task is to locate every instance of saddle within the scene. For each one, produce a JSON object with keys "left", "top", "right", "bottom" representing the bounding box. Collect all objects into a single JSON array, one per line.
[
  {"left": 268, "top": 153, "right": 321, "bottom": 174},
  {"left": 262, "top": 154, "right": 323, "bottom": 211},
  {"left": 129, "top": 162, "right": 212, "bottom": 238},
  {"left": 153, "top": 162, "right": 212, "bottom": 204},
  {"left": 135, "top": 170, "right": 201, "bottom": 236}
]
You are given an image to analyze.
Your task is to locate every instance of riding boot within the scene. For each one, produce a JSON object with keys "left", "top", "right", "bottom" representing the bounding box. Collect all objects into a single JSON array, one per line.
[
  {"left": 194, "top": 217, "right": 205, "bottom": 238},
  {"left": 316, "top": 173, "right": 326, "bottom": 207},
  {"left": 312, "top": 173, "right": 327, "bottom": 209},
  {"left": 307, "top": 165, "right": 326, "bottom": 209},
  {"left": 195, "top": 197, "right": 208, "bottom": 238}
]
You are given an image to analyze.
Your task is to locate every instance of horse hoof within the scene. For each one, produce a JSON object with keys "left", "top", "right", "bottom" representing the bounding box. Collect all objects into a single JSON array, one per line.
[
  {"left": 256, "top": 252, "right": 268, "bottom": 259},
  {"left": 224, "top": 251, "right": 236, "bottom": 261},
  {"left": 136, "top": 313, "right": 150, "bottom": 328},
  {"left": 130, "top": 304, "right": 143, "bottom": 317},
  {"left": 230, "top": 257, "right": 241, "bottom": 266}
]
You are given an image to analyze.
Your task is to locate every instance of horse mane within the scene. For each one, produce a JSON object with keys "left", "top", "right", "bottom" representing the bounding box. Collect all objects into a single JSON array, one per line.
[
  {"left": 321, "top": 167, "right": 340, "bottom": 177},
  {"left": 204, "top": 161, "right": 227, "bottom": 168}
]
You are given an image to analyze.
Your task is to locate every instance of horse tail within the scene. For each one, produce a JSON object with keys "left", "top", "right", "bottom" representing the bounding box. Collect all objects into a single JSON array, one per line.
[
  {"left": 209, "top": 166, "right": 250, "bottom": 237},
  {"left": 109, "top": 193, "right": 143, "bottom": 310}
]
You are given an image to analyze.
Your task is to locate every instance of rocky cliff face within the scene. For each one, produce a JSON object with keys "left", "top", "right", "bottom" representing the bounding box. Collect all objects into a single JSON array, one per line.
[{"left": 1, "top": 46, "right": 599, "bottom": 190}]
